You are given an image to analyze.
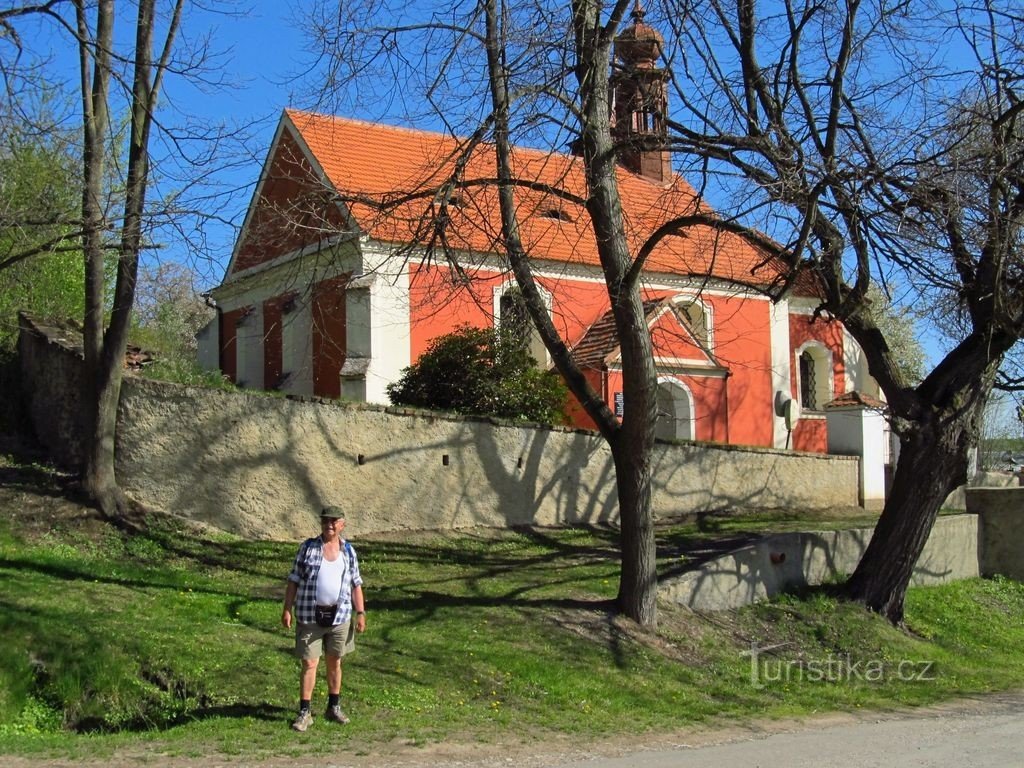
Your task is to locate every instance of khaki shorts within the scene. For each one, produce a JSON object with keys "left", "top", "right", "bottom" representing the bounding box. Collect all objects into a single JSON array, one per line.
[{"left": 294, "top": 620, "right": 356, "bottom": 660}]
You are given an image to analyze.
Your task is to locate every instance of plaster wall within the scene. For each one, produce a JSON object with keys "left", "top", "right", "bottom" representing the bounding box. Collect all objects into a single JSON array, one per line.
[
  {"left": 20, "top": 314, "right": 861, "bottom": 541},
  {"left": 112, "top": 380, "right": 858, "bottom": 540},
  {"left": 827, "top": 407, "right": 888, "bottom": 508}
]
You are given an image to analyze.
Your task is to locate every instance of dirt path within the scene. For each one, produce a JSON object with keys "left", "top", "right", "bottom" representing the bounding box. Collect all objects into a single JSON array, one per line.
[{"left": 5, "top": 691, "right": 1022, "bottom": 768}]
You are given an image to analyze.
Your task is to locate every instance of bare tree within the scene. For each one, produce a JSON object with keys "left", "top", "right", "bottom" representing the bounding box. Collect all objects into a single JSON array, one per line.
[
  {"left": 296, "top": 0, "right": 1021, "bottom": 626},
  {"left": 485, "top": 0, "right": 661, "bottom": 624},
  {"left": 4, "top": 0, "right": 248, "bottom": 515},
  {"left": 657, "top": 0, "right": 1024, "bottom": 622},
  {"left": 300, "top": 0, "right": 679, "bottom": 625}
]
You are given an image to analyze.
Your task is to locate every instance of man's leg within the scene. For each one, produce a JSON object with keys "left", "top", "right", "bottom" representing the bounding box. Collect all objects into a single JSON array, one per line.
[
  {"left": 291, "top": 656, "right": 320, "bottom": 732},
  {"left": 324, "top": 654, "right": 350, "bottom": 723},
  {"left": 325, "top": 654, "right": 342, "bottom": 695},
  {"left": 300, "top": 657, "right": 320, "bottom": 701}
]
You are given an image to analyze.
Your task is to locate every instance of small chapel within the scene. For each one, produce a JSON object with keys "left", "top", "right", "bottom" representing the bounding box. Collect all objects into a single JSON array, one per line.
[{"left": 199, "top": 7, "right": 885, "bottom": 466}]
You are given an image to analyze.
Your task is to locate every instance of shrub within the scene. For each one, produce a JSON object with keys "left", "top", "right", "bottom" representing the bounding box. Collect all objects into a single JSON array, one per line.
[{"left": 386, "top": 325, "right": 567, "bottom": 424}]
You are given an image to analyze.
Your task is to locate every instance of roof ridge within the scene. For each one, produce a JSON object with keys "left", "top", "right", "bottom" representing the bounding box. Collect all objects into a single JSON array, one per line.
[
  {"left": 285, "top": 108, "right": 464, "bottom": 143},
  {"left": 283, "top": 108, "right": 693, "bottom": 193}
]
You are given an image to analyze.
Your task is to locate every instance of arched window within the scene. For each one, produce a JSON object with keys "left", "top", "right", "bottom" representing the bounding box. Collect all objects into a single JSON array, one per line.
[
  {"left": 655, "top": 378, "right": 694, "bottom": 441},
  {"left": 675, "top": 297, "right": 713, "bottom": 349},
  {"left": 799, "top": 350, "right": 817, "bottom": 409},
  {"left": 494, "top": 282, "right": 551, "bottom": 366},
  {"left": 499, "top": 288, "right": 531, "bottom": 354},
  {"left": 797, "top": 343, "right": 833, "bottom": 411}
]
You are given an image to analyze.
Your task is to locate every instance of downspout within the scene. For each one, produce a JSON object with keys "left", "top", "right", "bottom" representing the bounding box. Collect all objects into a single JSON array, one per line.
[{"left": 723, "top": 370, "right": 731, "bottom": 444}]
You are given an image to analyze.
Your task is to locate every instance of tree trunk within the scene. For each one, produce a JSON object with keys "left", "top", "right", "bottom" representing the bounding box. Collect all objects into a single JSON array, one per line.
[
  {"left": 570, "top": 0, "right": 661, "bottom": 628},
  {"left": 82, "top": 348, "right": 128, "bottom": 515},
  {"left": 77, "top": 0, "right": 178, "bottom": 518},
  {"left": 844, "top": 424, "right": 967, "bottom": 622},
  {"left": 76, "top": 0, "right": 122, "bottom": 516},
  {"left": 610, "top": 431, "right": 658, "bottom": 627}
]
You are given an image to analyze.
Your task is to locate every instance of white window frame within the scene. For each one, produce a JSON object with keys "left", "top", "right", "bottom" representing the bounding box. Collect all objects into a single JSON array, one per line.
[
  {"left": 493, "top": 279, "right": 553, "bottom": 366},
  {"left": 655, "top": 376, "right": 695, "bottom": 441},
  {"left": 672, "top": 295, "right": 714, "bottom": 350},
  {"left": 795, "top": 341, "right": 833, "bottom": 412}
]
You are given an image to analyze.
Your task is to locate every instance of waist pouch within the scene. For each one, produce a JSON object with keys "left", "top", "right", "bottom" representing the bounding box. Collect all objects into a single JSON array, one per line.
[{"left": 314, "top": 604, "right": 338, "bottom": 627}]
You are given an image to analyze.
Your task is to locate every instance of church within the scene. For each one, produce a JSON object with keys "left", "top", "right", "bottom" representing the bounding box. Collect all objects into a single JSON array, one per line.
[{"left": 199, "top": 10, "right": 882, "bottom": 457}]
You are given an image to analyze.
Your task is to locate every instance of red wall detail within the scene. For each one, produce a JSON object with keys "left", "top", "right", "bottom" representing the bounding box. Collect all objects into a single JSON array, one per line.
[
  {"left": 218, "top": 308, "right": 244, "bottom": 383},
  {"left": 312, "top": 275, "right": 350, "bottom": 398}
]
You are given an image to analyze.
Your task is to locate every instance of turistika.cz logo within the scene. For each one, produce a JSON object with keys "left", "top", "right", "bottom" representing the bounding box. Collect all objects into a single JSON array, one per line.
[{"left": 742, "top": 642, "right": 937, "bottom": 689}]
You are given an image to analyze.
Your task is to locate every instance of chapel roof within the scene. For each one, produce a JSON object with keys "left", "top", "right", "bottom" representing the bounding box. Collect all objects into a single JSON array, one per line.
[{"left": 282, "top": 109, "right": 801, "bottom": 291}]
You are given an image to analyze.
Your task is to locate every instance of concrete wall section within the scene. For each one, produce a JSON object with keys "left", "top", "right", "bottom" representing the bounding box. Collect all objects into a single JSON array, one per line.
[
  {"left": 660, "top": 514, "right": 981, "bottom": 612},
  {"left": 967, "top": 487, "right": 1024, "bottom": 581}
]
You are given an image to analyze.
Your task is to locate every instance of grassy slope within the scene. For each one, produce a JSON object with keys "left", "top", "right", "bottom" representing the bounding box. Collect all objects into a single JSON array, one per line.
[{"left": 1, "top": 451, "right": 1022, "bottom": 762}]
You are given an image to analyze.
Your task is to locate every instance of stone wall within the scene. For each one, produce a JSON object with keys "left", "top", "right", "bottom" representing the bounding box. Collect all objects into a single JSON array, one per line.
[
  {"left": 18, "top": 314, "right": 87, "bottom": 467},
  {"left": 19, "top": 314, "right": 861, "bottom": 539}
]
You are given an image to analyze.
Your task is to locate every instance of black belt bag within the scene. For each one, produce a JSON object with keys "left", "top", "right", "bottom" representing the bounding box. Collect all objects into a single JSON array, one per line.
[{"left": 314, "top": 604, "right": 338, "bottom": 627}]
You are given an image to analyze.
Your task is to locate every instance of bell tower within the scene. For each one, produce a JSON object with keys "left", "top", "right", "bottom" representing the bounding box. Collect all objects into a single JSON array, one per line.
[{"left": 611, "top": 3, "right": 671, "bottom": 183}]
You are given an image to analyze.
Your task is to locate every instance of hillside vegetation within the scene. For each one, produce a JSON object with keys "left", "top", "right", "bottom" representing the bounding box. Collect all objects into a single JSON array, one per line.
[{"left": 1, "top": 448, "right": 1023, "bottom": 763}]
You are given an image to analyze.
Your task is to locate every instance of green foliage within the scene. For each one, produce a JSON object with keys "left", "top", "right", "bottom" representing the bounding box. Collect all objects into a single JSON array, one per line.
[
  {"left": 386, "top": 325, "right": 568, "bottom": 424},
  {"left": 137, "top": 356, "right": 236, "bottom": 390},
  {"left": 131, "top": 262, "right": 214, "bottom": 368},
  {"left": 0, "top": 117, "right": 84, "bottom": 350}
]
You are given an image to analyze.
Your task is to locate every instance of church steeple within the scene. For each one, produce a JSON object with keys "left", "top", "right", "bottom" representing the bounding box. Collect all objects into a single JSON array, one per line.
[{"left": 611, "top": 3, "right": 671, "bottom": 183}]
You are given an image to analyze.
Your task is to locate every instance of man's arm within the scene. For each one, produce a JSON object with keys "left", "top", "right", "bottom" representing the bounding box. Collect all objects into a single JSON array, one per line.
[
  {"left": 352, "top": 584, "right": 366, "bottom": 633},
  {"left": 282, "top": 580, "right": 298, "bottom": 628}
]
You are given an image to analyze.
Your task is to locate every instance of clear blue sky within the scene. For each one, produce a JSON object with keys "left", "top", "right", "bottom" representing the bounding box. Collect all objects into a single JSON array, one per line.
[
  {"left": 10, "top": 2, "right": 314, "bottom": 285},
  {"left": 10, "top": 0, "right": 964, "bottom": 371}
]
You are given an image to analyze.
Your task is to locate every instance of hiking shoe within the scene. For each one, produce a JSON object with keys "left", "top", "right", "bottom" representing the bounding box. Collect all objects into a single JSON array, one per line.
[
  {"left": 324, "top": 704, "right": 350, "bottom": 724},
  {"left": 291, "top": 709, "right": 313, "bottom": 732}
]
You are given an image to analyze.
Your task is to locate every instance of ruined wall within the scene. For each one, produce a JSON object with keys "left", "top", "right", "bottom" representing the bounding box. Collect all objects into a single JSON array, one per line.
[{"left": 18, "top": 314, "right": 87, "bottom": 468}]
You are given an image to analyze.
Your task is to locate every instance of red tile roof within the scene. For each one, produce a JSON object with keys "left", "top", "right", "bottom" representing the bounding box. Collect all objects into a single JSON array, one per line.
[
  {"left": 284, "top": 109, "right": 795, "bottom": 290},
  {"left": 572, "top": 300, "right": 665, "bottom": 368},
  {"left": 824, "top": 391, "right": 888, "bottom": 410}
]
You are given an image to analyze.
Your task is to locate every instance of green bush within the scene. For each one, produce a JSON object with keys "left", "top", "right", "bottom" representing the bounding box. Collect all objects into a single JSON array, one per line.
[{"left": 386, "top": 325, "right": 567, "bottom": 424}]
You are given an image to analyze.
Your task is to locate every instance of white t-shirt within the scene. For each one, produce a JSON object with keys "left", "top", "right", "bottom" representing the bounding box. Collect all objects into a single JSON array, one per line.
[{"left": 314, "top": 552, "right": 345, "bottom": 605}]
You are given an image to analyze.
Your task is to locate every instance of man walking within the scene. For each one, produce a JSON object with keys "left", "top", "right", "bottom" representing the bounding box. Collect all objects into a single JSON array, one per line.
[{"left": 282, "top": 505, "right": 366, "bottom": 731}]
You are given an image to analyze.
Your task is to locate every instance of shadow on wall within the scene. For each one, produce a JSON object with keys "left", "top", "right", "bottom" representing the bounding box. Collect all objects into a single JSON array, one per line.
[
  {"left": 18, "top": 314, "right": 861, "bottom": 540},
  {"left": 659, "top": 514, "right": 982, "bottom": 612}
]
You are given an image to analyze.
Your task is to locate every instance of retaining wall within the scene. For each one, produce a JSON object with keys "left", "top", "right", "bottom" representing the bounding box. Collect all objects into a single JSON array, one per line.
[
  {"left": 968, "top": 487, "right": 1024, "bottom": 581},
  {"left": 660, "top": 514, "right": 982, "bottom": 611}
]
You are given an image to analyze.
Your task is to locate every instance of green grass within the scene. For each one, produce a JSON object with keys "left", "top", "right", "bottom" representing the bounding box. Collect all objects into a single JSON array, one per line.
[{"left": 1, "top": 455, "right": 1022, "bottom": 761}]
